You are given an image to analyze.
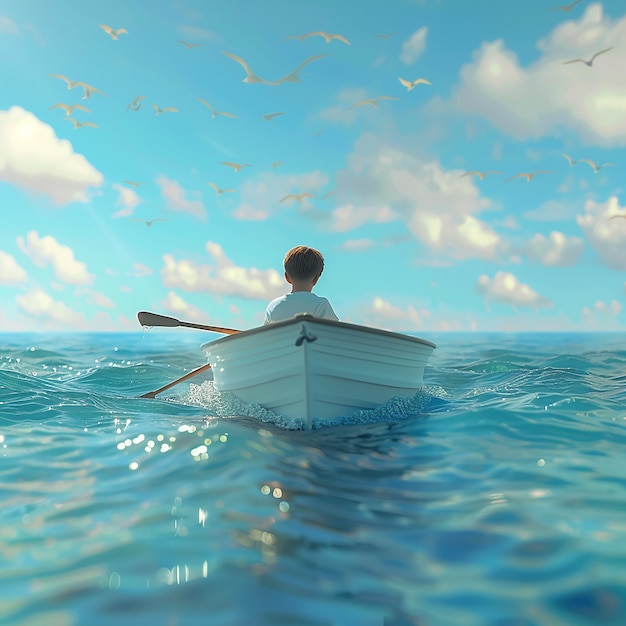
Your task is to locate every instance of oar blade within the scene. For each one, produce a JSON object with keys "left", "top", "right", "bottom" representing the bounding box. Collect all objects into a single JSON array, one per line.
[{"left": 137, "top": 311, "right": 180, "bottom": 328}]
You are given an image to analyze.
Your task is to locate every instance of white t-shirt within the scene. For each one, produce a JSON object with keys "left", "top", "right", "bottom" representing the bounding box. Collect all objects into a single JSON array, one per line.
[{"left": 264, "top": 292, "right": 338, "bottom": 324}]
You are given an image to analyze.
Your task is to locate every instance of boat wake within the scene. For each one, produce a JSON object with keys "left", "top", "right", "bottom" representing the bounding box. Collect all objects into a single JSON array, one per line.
[{"left": 185, "top": 380, "right": 445, "bottom": 430}]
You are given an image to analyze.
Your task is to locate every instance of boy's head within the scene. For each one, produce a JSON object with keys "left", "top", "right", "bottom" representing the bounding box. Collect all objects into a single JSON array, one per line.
[{"left": 284, "top": 246, "right": 324, "bottom": 282}]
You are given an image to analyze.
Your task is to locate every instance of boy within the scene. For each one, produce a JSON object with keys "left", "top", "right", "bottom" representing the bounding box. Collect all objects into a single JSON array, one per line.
[{"left": 264, "top": 246, "right": 338, "bottom": 324}]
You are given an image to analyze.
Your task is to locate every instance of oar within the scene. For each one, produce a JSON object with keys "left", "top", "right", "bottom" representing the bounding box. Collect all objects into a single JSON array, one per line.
[
  {"left": 139, "top": 363, "right": 213, "bottom": 399},
  {"left": 137, "top": 311, "right": 239, "bottom": 335},
  {"left": 137, "top": 311, "right": 240, "bottom": 399}
]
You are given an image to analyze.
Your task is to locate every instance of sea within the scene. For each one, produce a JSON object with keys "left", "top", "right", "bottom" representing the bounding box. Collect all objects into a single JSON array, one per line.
[{"left": 1, "top": 330, "right": 625, "bottom": 626}]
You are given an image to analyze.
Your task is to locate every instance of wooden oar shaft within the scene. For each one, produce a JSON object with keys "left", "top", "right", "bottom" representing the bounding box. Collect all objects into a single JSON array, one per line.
[
  {"left": 139, "top": 363, "right": 212, "bottom": 399},
  {"left": 137, "top": 311, "right": 239, "bottom": 335}
]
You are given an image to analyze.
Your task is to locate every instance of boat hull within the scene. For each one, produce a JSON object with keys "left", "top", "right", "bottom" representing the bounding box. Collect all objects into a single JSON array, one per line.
[{"left": 201, "top": 315, "right": 436, "bottom": 428}]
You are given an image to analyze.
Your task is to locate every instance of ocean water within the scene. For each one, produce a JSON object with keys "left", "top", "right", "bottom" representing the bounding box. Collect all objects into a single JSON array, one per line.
[{"left": 1, "top": 330, "right": 626, "bottom": 626}]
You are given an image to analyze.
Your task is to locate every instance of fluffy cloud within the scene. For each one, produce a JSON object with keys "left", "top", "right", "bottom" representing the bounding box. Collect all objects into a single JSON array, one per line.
[
  {"left": 475, "top": 271, "right": 553, "bottom": 309},
  {"left": 112, "top": 183, "right": 142, "bottom": 218},
  {"left": 0, "top": 106, "right": 103, "bottom": 204},
  {"left": 17, "top": 288, "right": 85, "bottom": 325},
  {"left": 400, "top": 27, "right": 428, "bottom": 65},
  {"left": 446, "top": 4, "right": 626, "bottom": 145},
  {"left": 17, "top": 230, "right": 95, "bottom": 285},
  {"left": 581, "top": 299, "right": 622, "bottom": 330},
  {"left": 156, "top": 175, "right": 206, "bottom": 220},
  {"left": 330, "top": 135, "right": 503, "bottom": 262},
  {"left": 161, "top": 241, "right": 284, "bottom": 299},
  {"left": 362, "top": 296, "right": 429, "bottom": 331},
  {"left": 0, "top": 250, "right": 28, "bottom": 285},
  {"left": 233, "top": 170, "right": 329, "bottom": 221},
  {"left": 524, "top": 231, "right": 584, "bottom": 266},
  {"left": 576, "top": 196, "right": 626, "bottom": 270},
  {"left": 162, "top": 290, "right": 212, "bottom": 323}
]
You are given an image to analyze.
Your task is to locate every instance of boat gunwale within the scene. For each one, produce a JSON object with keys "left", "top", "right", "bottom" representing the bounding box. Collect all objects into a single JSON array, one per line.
[{"left": 200, "top": 314, "right": 437, "bottom": 350}]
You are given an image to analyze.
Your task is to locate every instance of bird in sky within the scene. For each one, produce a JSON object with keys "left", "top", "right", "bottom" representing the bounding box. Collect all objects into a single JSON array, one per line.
[
  {"left": 271, "top": 161, "right": 284, "bottom": 168},
  {"left": 263, "top": 112, "right": 285, "bottom": 121},
  {"left": 131, "top": 219, "right": 168, "bottom": 227},
  {"left": 126, "top": 96, "right": 146, "bottom": 111},
  {"left": 178, "top": 40, "right": 203, "bottom": 49},
  {"left": 221, "top": 51, "right": 327, "bottom": 85},
  {"left": 349, "top": 96, "right": 399, "bottom": 109},
  {"left": 207, "top": 182, "right": 235, "bottom": 195},
  {"left": 220, "top": 161, "right": 251, "bottom": 172},
  {"left": 280, "top": 192, "right": 317, "bottom": 203},
  {"left": 322, "top": 190, "right": 336, "bottom": 200},
  {"left": 49, "top": 103, "right": 91, "bottom": 116},
  {"left": 398, "top": 77, "right": 431, "bottom": 91},
  {"left": 577, "top": 158, "right": 614, "bottom": 173},
  {"left": 609, "top": 214, "right": 626, "bottom": 220},
  {"left": 99, "top": 24, "right": 128, "bottom": 40},
  {"left": 548, "top": 0, "right": 583, "bottom": 11},
  {"left": 49, "top": 74, "right": 107, "bottom": 99},
  {"left": 197, "top": 98, "right": 236, "bottom": 118},
  {"left": 153, "top": 105, "right": 178, "bottom": 115},
  {"left": 122, "top": 180, "right": 146, "bottom": 187},
  {"left": 562, "top": 47, "right": 613, "bottom": 66},
  {"left": 286, "top": 31, "right": 351, "bottom": 45},
  {"left": 505, "top": 170, "right": 554, "bottom": 182},
  {"left": 562, "top": 153, "right": 578, "bottom": 166},
  {"left": 374, "top": 32, "right": 396, "bottom": 39},
  {"left": 460, "top": 171, "right": 503, "bottom": 180},
  {"left": 65, "top": 117, "right": 98, "bottom": 129}
]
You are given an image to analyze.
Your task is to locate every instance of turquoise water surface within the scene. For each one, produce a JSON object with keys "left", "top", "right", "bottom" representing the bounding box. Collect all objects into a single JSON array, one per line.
[{"left": 1, "top": 331, "right": 626, "bottom": 626}]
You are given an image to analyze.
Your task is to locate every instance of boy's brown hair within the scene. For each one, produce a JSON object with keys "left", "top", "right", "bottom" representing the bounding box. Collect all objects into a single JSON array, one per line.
[{"left": 284, "top": 246, "right": 324, "bottom": 281}]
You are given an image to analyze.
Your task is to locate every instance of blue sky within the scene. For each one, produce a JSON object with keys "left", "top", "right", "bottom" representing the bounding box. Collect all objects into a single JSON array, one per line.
[{"left": 1, "top": 0, "right": 625, "bottom": 333}]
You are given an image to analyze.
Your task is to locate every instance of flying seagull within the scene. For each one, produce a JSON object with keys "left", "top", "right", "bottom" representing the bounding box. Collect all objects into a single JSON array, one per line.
[
  {"left": 349, "top": 95, "right": 399, "bottom": 109},
  {"left": 220, "top": 161, "right": 251, "bottom": 172},
  {"left": 197, "top": 98, "right": 236, "bottom": 118},
  {"left": 280, "top": 192, "right": 317, "bottom": 203},
  {"left": 153, "top": 105, "right": 178, "bottom": 115},
  {"left": 562, "top": 47, "right": 613, "bottom": 66},
  {"left": 562, "top": 153, "right": 578, "bottom": 166},
  {"left": 49, "top": 103, "right": 91, "bottom": 116},
  {"left": 271, "top": 161, "right": 284, "bottom": 168},
  {"left": 505, "top": 170, "right": 554, "bottom": 182},
  {"left": 207, "top": 182, "right": 235, "bottom": 195},
  {"left": 49, "top": 74, "right": 107, "bottom": 99},
  {"left": 122, "top": 180, "right": 146, "bottom": 187},
  {"left": 460, "top": 171, "right": 503, "bottom": 180},
  {"left": 131, "top": 219, "right": 169, "bottom": 227},
  {"left": 263, "top": 112, "right": 286, "bottom": 121},
  {"left": 609, "top": 214, "right": 626, "bottom": 220},
  {"left": 286, "top": 31, "right": 350, "bottom": 45},
  {"left": 577, "top": 158, "right": 614, "bottom": 173},
  {"left": 99, "top": 24, "right": 128, "bottom": 40},
  {"left": 221, "top": 51, "right": 327, "bottom": 85},
  {"left": 398, "top": 77, "right": 431, "bottom": 91},
  {"left": 65, "top": 117, "right": 98, "bottom": 129},
  {"left": 126, "top": 95, "right": 146, "bottom": 111},
  {"left": 322, "top": 190, "right": 336, "bottom": 200},
  {"left": 178, "top": 40, "right": 203, "bottom": 49},
  {"left": 549, "top": 0, "right": 583, "bottom": 11}
]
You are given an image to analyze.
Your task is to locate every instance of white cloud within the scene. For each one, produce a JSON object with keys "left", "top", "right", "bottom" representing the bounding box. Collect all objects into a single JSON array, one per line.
[
  {"left": 524, "top": 231, "right": 584, "bottom": 266},
  {"left": 581, "top": 299, "right": 622, "bottom": 330},
  {"left": 233, "top": 170, "right": 329, "bottom": 221},
  {"left": 156, "top": 175, "right": 206, "bottom": 220},
  {"left": 0, "top": 250, "right": 28, "bottom": 285},
  {"left": 161, "top": 241, "right": 284, "bottom": 300},
  {"left": 76, "top": 288, "right": 116, "bottom": 309},
  {"left": 17, "top": 288, "right": 85, "bottom": 325},
  {"left": 400, "top": 27, "right": 428, "bottom": 65},
  {"left": 162, "top": 291, "right": 212, "bottom": 323},
  {"left": 446, "top": 4, "right": 626, "bottom": 145},
  {"left": 362, "top": 296, "right": 430, "bottom": 331},
  {"left": 112, "top": 184, "right": 142, "bottom": 218},
  {"left": 475, "top": 271, "right": 553, "bottom": 309},
  {"left": 17, "top": 230, "right": 95, "bottom": 285},
  {"left": 576, "top": 196, "right": 626, "bottom": 270},
  {"left": 130, "top": 263, "right": 153, "bottom": 278},
  {"left": 339, "top": 239, "right": 376, "bottom": 252},
  {"left": 0, "top": 16, "right": 18, "bottom": 34},
  {"left": 331, "top": 135, "right": 503, "bottom": 262},
  {"left": 0, "top": 106, "right": 103, "bottom": 204}
]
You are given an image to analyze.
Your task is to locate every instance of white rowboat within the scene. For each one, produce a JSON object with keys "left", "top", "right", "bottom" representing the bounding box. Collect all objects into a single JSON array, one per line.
[{"left": 200, "top": 314, "right": 436, "bottom": 429}]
